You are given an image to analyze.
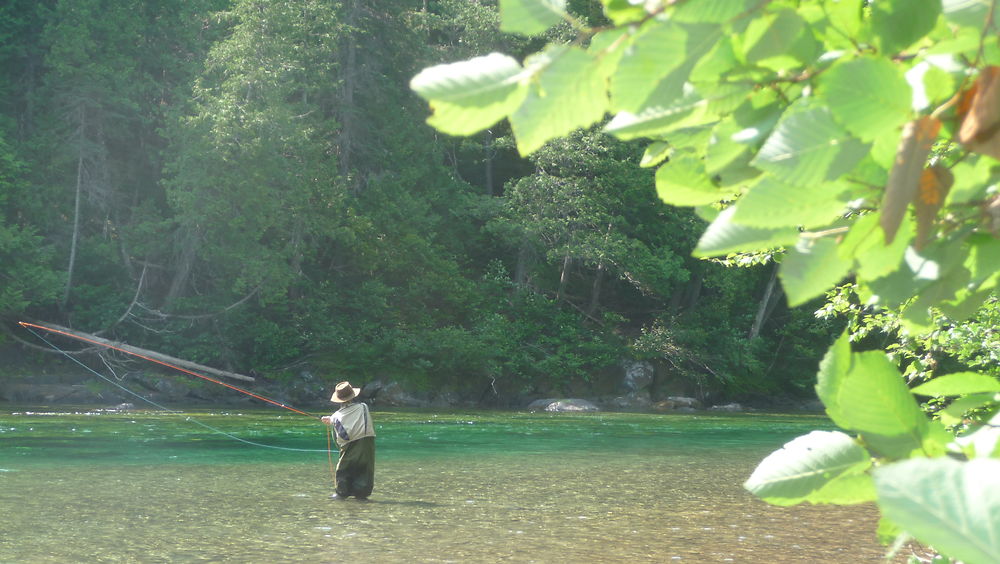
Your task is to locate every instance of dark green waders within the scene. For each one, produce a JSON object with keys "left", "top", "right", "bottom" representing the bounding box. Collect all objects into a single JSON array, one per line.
[{"left": 336, "top": 435, "right": 375, "bottom": 498}]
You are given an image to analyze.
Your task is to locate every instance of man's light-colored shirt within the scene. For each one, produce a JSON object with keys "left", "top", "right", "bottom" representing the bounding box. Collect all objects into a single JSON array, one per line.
[{"left": 331, "top": 402, "right": 375, "bottom": 447}]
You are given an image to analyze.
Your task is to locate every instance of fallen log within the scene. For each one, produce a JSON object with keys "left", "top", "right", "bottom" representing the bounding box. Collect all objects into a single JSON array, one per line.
[{"left": 19, "top": 321, "right": 255, "bottom": 383}]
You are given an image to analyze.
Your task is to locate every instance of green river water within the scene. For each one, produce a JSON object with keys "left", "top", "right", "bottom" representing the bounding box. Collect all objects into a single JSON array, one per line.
[{"left": 0, "top": 406, "right": 892, "bottom": 563}]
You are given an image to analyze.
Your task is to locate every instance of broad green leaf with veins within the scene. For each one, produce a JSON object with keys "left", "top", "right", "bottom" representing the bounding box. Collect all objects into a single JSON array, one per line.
[
  {"left": 752, "top": 103, "right": 869, "bottom": 186},
  {"left": 875, "top": 458, "right": 1000, "bottom": 564},
  {"left": 509, "top": 45, "right": 609, "bottom": 155},
  {"left": 499, "top": 0, "right": 567, "bottom": 36},
  {"left": 818, "top": 56, "right": 913, "bottom": 142},
  {"left": 780, "top": 237, "right": 853, "bottom": 306},
  {"left": 410, "top": 53, "right": 527, "bottom": 136},
  {"left": 732, "top": 176, "right": 850, "bottom": 229},
  {"left": 694, "top": 207, "right": 800, "bottom": 257},
  {"left": 744, "top": 430, "right": 872, "bottom": 506}
]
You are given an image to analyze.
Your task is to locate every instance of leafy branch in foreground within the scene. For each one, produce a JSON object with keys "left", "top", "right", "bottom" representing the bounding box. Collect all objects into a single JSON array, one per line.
[{"left": 412, "top": 0, "right": 1000, "bottom": 560}]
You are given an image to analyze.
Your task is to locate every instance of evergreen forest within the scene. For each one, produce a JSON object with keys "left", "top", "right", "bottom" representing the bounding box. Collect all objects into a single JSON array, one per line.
[
  {"left": 0, "top": 0, "right": 840, "bottom": 404},
  {"left": 4, "top": 0, "right": 1000, "bottom": 559}
]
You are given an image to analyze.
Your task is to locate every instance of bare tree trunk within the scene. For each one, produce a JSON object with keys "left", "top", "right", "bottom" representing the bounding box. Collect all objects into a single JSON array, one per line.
[
  {"left": 749, "top": 263, "right": 781, "bottom": 340},
  {"left": 162, "top": 226, "right": 200, "bottom": 309},
  {"left": 63, "top": 108, "right": 86, "bottom": 308},
  {"left": 514, "top": 240, "right": 532, "bottom": 288},
  {"left": 339, "top": 0, "right": 360, "bottom": 186},
  {"left": 683, "top": 267, "right": 704, "bottom": 310},
  {"left": 557, "top": 254, "right": 571, "bottom": 300},
  {"left": 587, "top": 262, "right": 605, "bottom": 316},
  {"left": 483, "top": 130, "right": 495, "bottom": 196}
]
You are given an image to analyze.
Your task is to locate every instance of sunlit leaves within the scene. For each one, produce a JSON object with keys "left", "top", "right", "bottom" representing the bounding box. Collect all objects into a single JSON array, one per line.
[
  {"left": 732, "top": 177, "right": 850, "bottom": 229},
  {"left": 509, "top": 46, "right": 609, "bottom": 155},
  {"left": 818, "top": 57, "right": 912, "bottom": 142},
  {"left": 693, "top": 207, "right": 799, "bottom": 257},
  {"left": 672, "top": 0, "right": 753, "bottom": 23},
  {"left": 871, "top": 0, "right": 941, "bottom": 55},
  {"left": 875, "top": 458, "right": 1000, "bottom": 564},
  {"left": 780, "top": 238, "right": 853, "bottom": 307},
  {"left": 912, "top": 372, "right": 1000, "bottom": 396},
  {"left": 942, "top": 0, "right": 997, "bottom": 29},
  {"left": 744, "top": 430, "right": 873, "bottom": 506},
  {"left": 742, "top": 8, "right": 818, "bottom": 71},
  {"left": 815, "top": 335, "right": 928, "bottom": 457},
  {"left": 654, "top": 152, "right": 732, "bottom": 206},
  {"left": 499, "top": 0, "right": 567, "bottom": 36},
  {"left": 610, "top": 21, "right": 692, "bottom": 113},
  {"left": 410, "top": 53, "right": 527, "bottom": 136},
  {"left": 752, "top": 103, "right": 868, "bottom": 186}
]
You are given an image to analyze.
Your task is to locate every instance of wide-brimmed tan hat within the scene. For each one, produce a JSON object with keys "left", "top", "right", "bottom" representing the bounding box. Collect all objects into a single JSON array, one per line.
[{"left": 331, "top": 381, "right": 361, "bottom": 403}]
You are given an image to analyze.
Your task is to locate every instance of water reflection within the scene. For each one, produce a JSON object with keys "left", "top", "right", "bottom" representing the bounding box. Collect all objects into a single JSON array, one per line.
[{"left": 0, "top": 408, "right": 894, "bottom": 562}]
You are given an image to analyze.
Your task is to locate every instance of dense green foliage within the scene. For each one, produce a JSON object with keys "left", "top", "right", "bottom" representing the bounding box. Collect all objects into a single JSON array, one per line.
[
  {"left": 0, "top": 0, "right": 837, "bottom": 402},
  {"left": 409, "top": 0, "right": 1000, "bottom": 560}
]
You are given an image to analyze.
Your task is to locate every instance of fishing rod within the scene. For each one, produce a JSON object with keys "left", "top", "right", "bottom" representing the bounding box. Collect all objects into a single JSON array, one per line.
[
  {"left": 19, "top": 321, "right": 320, "bottom": 419},
  {"left": 21, "top": 320, "right": 340, "bottom": 484}
]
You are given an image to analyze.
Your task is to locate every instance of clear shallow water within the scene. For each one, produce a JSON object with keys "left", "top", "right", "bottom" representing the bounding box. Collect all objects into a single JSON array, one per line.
[{"left": 0, "top": 407, "right": 891, "bottom": 562}]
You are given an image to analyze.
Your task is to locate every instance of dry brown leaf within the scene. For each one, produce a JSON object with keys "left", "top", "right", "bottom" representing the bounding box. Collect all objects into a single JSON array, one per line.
[
  {"left": 881, "top": 116, "right": 942, "bottom": 245},
  {"left": 914, "top": 164, "right": 954, "bottom": 250},
  {"left": 958, "top": 66, "right": 1000, "bottom": 160}
]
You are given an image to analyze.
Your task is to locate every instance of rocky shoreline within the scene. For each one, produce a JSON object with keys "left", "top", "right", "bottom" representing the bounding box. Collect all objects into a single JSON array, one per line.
[
  {"left": 0, "top": 374, "right": 823, "bottom": 414},
  {"left": 1, "top": 357, "right": 823, "bottom": 413}
]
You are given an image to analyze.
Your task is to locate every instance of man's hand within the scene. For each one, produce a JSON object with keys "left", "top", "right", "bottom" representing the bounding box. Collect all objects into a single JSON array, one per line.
[{"left": 321, "top": 415, "right": 332, "bottom": 424}]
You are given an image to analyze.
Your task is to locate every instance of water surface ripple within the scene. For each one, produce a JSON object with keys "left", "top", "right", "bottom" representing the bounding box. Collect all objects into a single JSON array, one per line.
[{"left": 0, "top": 408, "right": 892, "bottom": 562}]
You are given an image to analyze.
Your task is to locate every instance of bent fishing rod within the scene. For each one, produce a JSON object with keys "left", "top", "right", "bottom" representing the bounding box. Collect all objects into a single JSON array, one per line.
[
  {"left": 21, "top": 320, "right": 341, "bottom": 484},
  {"left": 20, "top": 320, "right": 320, "bottom": 420}
]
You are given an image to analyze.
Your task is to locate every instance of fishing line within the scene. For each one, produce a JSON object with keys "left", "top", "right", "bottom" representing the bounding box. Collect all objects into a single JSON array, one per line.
[
  {"left": 20, "top": 321, "right": 318, "bottom": 418},
  {"left": 21, "top": 322, "right": 334, "bottom": 454}
]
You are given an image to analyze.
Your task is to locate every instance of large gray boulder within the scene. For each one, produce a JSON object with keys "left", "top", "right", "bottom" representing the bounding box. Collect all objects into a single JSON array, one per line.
[
  {"left": 622, "top": 360, "right": 654, "bottom": 392},
  {"left": 527, "top": 398, "right": 600, "bottom": 412}
]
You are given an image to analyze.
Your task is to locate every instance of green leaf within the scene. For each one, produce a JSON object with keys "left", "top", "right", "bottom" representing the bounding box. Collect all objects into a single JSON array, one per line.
[
  {"left": 954, "top": 413, "right": 1000, "bottom": 458},
  {"left": 751, "top": 103, "right": 868, "bottom": 186},
  {"left": 817, "top": 344, "right": 927, "bottom": 440},
  {"left": 942, "top": 0, "right": 998, "bottom": 29},
  {"left": 743, "top": 9, "right": 806, "bottom": 64},
  {"left": 693, "top": 207, "right": 800, "bottom": 257},
  {"left": 907, "top": 62, "right": 957, "bottom": 112},
  {"left": 600, "top": 0, "right": 647, "bottom": 25},
  {"left": 874, "top": 458, "right": 1000, "bottom": 564},
  {"left": 410, "top": 53, "right": 528, "bottom": 136},
  {"left": 838, "top": 213, "right": 914, "bottom": 281},
  {"left": 610, "top": 21, "right": 691, "bottom": 113},
  {"left": 824, "top": 0, "right": 864, "bottom": 40},
  {"left": 818, "top": 56, "right": 912, "bottom": 142},
  {"left": 499, "top": 0, "right": 567, "bottom": 36},
  {"left": 655, "top": 152, "right": 732, "bottom": 206},
  {"left": 871, "top": 0, "right": 941, "bottom": 55},
  {"left": 640, "top": 141, "right": 671, "bottom": 168},
  {"left": 509, "top": 46, "right": 609, "bottom": 155},
  {"left": 744, "top": 430, "right": 872, "bottom": 506},
  {"left": 780, "top": 237, "right": 853, "bottom": 306},
  {"left": 605, "top": 86, "right": 715, "bottom": 141},
  {"left": 940, "top": 393, "right": 1000, "bottom": 426},
  {"left": 732, "top": 176, "right": 850, "bottom": 228},
  {"left": 912, "top": 372, "right": 1000, "bottom": 396},
  {"left": 672, "top": 0, "right": 752, "bottom": 23},
  {"left": 742, "top": 8, "right": 819, "bottom": 71},
  {"left": 808, "top": 471, "right": 877, "bottom": 505}
]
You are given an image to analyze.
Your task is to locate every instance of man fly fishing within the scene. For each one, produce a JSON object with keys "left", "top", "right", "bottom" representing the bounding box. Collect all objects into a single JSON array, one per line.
[{"left": 321, "top": 381, "right": 376, "bottom": 500}]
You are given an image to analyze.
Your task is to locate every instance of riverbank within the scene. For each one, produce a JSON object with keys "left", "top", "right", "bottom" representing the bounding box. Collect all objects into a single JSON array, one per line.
[{"left": 1, "top": 348, "right": 822, "bottom": 413}]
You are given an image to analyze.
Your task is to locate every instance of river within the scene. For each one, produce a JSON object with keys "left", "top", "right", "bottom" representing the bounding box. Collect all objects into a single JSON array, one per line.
[{"left": 0, "top": 407, "right": 894, "bottom": 562}]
